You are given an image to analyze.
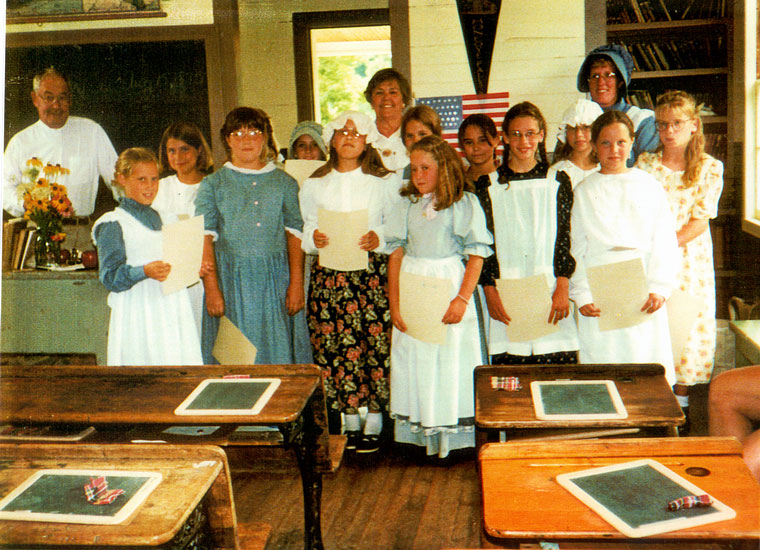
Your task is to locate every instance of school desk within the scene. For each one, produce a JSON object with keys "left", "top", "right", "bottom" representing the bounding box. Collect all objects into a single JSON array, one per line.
[
  {"left": 0, "top": 443, "right": 272, "bottom": 549},
  {"left": 0, "top": 364, "right": 331, "bottom": 550},
  {"left": 729, "top": 320, "right": 760, "bottom": 367},
  {"left": 475, "top": 364, "right": 685, "bottom": 443},
  {"left": 479, "top": 437, "right": 760, "bottom": 549}
]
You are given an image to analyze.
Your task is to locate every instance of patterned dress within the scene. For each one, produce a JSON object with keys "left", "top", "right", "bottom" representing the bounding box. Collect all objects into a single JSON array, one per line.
[
  {"left": 300, "top": 167, "right": 402, "bottom": 419},
  {"left": 637, "top": 152, "right": 724, "bottom": 385}
]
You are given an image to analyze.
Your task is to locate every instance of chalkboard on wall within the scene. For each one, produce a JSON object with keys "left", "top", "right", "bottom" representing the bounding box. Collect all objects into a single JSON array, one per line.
[{"left": 4, "top": 40, "right": 212, "bottom": 157}]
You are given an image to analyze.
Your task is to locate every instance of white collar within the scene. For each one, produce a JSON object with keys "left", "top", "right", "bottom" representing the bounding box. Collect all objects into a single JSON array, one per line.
[{"left": 224, "top": 160, "right": 276, "bottom": 175}]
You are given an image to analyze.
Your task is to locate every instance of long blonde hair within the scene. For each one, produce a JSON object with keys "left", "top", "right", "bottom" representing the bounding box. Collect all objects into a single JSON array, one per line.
[{"left": 655, "top": 90, "right": 706, "bottom": 188}]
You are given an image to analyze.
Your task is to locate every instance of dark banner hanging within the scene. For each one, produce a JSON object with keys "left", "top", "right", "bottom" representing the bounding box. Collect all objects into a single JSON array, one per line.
[{"left": 456, "top": 0, "right": 501, "bottom": 95}]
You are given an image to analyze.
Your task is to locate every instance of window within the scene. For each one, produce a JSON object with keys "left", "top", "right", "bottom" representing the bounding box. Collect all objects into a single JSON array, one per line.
[{"left": 742, "top": 0, "right": 760, "bottom": 237}]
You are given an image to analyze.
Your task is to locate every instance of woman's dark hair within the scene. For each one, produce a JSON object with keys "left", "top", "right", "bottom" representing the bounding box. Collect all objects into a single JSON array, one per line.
[
  {"left": 363, "top": 68, "right": 412, "bottom": 107},
  {"left": 501, "top": 101, "right": 548, "bottom": 167},
  {"left": 220, "top": 107, "right": 278, "bottom": 163},
  {"left": 158, "top": 121, "right": 214, "bottom": 176},
  {"left": 458, "top": 113, "right": 498, "bottom": 150}
]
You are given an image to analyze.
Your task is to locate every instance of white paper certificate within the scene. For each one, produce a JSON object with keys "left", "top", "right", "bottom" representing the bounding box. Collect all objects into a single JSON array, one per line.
[
  {"left": 162, "top": 215, "right": 204, "bottom": 295},
  {"left": 284, "top": 159, "right": 326, "bottom": 187},
  {"left": 495, "top": 274, "right": 560, "bottom": 342},
  {"left": 399, "top": 271, "right": 451, "bottom": 345},
  {"left": 317, "top": 208, "right": 368, "bottom": 271},
  {"left": 586, "top": 257, "right": 649, "bottom": 332}
]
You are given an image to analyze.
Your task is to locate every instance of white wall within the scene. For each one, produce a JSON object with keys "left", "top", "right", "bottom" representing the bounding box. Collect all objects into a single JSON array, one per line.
[{"left": 408, "top": 0, "right": 587, "bottom": 148}]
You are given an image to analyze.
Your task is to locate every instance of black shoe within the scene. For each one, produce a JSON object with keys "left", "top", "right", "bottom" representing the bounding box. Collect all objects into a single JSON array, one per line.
[
  {"left": 356, "top": 435, "right": 380, "bottom": 454},
  {"left": 345, "top": 431, "right": 361, "bottom": 450}
]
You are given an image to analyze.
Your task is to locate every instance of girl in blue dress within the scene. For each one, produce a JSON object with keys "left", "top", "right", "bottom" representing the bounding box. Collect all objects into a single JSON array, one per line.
[
  {"left": 387, "top": 135, "right": 492, "bottom": 458},
  {"left": 195, "top": 107, "right": 312, "bottom": 364}
]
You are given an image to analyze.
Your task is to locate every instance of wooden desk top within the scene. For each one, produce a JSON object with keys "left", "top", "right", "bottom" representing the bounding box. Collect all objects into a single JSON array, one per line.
[
  {"left": 479, "top": 437, "right": 760, "bottom": 542},
  {"left": 0, "top": 443, "right": 237, "bottom": 548},
  {"left": 475, "top": 364, "right": 684, "bottom": 429},
  {"left": 0, "top": 364, "right": 321, "bottom": 426}
]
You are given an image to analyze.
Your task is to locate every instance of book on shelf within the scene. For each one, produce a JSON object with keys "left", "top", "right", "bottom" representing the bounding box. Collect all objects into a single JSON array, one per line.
[
  {"left": 2, "top": 218, "right": 25, "bottom": 272},
  {"left": 608, "top": 0, "right": 727, "bottom": 24}
]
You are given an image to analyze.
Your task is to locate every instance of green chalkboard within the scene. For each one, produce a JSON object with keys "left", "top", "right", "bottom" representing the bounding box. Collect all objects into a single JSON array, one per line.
[
  {"left": 556, "top": 459, "right": 736, "bottom": 537},
  {"left": 531, "top": 380, "right": 627, "bottom": 420},
  {"left": 0, "top": 469, "right": 161, "bottom": 525},
  {"left": 174, "top": 378, "right": 281, "bottom": 415},
  {"left": 4, "top": 41, "right": 211, "bottom": 156}
]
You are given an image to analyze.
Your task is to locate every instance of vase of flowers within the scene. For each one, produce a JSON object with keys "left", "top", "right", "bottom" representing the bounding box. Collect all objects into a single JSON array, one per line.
[{"left": 16, "top": 157, "right": 74, "bottom": 268}]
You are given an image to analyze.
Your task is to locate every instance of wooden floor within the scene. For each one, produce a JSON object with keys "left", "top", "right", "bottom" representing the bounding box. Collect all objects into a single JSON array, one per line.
[{"left": 228, "top": 384, "right": 710, "bottom": 550}]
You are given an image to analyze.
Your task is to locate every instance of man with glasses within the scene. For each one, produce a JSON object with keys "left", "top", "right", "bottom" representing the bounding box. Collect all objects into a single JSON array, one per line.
[
  {"left": 3, "top": 67, "right": 118, "bottom": 218},
  {"left": 576, "top": 44, "right": 659, "bottom": 166}
]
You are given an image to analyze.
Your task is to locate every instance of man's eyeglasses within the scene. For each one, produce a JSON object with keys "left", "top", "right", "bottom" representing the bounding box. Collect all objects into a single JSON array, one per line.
[{"left": 37, "top": 93, "right": 71, "bottom": 105}]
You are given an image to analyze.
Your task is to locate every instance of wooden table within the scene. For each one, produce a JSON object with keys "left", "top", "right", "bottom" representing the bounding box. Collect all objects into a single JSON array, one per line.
[
  {"left": 475, "top": 364, "right": 685, "bottom": 442},
  {"left": 0, "top": 443, "right": 241, "bottom": 548},
  {"left": 479, "top": 437, "right": 760, "bottom": 548},
  {"left": 729, "top": 320, "right": 760, "bottom": 367},
  {"left": 0, "top": 364, "right": 330, "bottom": 550}
]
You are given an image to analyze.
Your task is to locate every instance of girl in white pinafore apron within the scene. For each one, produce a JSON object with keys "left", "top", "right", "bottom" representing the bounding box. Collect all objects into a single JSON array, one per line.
[
  {"left": 92, "top": 147, "right": 203, "bottom": 366},
  {"left": 474, "top": 102, "right": 579, "bottom": 366},
  {"left": 387, "top": 135, "right": 492, "bottom": 459}
]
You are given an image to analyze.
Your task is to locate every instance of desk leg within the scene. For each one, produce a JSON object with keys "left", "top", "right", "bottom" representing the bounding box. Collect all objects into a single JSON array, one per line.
[{"left": 281, "top": 410, "right": 325, "bottom": 550}]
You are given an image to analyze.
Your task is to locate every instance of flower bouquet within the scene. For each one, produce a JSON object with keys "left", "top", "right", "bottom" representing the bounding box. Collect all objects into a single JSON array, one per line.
[{"left": 16, "top": 157, "right": 74, "bottom": 268}]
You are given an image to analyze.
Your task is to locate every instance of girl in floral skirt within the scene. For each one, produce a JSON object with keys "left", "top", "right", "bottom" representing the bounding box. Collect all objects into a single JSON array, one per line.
[{"left": 299, "top": 110, "right": 402, "bottom": 452}]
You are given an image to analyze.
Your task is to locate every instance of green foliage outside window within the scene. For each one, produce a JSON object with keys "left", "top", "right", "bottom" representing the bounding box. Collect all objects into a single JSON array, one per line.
[{"left": 317, "top": 54, "right": 392, "bottom": 124}]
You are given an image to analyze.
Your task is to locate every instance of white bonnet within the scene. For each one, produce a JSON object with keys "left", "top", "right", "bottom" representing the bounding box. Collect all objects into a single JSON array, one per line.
[
  {"left": 322, "top": 110, "right": 380, "bottom": 146},
  {"left": 557, "top": 99, "right": 604, "bottom": 143}
]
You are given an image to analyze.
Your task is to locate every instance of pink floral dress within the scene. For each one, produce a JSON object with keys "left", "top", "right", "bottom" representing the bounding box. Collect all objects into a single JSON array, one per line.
[{"left": 636, "top": 152, "right": 724, "bottom": 385}]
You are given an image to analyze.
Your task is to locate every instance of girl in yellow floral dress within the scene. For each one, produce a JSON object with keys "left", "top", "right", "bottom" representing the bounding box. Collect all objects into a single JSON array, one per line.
[{"left": 636, "top": 90, "right": 724, "bottom": 430}]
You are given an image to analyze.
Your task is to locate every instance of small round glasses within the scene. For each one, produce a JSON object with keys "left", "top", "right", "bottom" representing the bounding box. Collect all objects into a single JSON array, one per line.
[
  {"left": 655, "top": 119, "right": 693, "bottom": 132},
  {"left": 229, "top": 129, "right": 262, "bottom": 139}
]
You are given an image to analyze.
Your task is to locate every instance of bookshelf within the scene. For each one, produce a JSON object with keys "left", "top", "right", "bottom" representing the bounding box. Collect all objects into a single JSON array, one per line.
[{"left": 605, "top": 0, "right": 736, "bottom": 315}]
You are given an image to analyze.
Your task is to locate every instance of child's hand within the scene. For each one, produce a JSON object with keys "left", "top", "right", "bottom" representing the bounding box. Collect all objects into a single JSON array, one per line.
[
  {"left": 359, "top": 230, "right": 380, "bottom": 251},
  {"left": 205, "top": 286, "right": 225, "bottom": 317},
  {"left": 579, "top": 303, "right": 600, "bottom": 317},
  {"left": 484, "top": 285, "right": 511, "bottom": 325},
  {"left": 286, "top": 281, "right": 305, "bottom": 315},
  {"left": 313, "top": 229, "right": 329, "bottom": 248},
  {"left": 641, "top": 293, "right": 665, "bottom": 314},
  {"left": 144, "top": 261, "right": 171, "bottom": 281},
  {"left": 391, "top": 306, "right": 407, "bottom": 332},
  {"left": 199, "top": 260, "right": 214, "bottom": 278},
  {"left": 442, "top": 296, "right": 467, "bottom": 325},
  {"left": 549, "top": 278, "right": 570, "bottom": 325}
]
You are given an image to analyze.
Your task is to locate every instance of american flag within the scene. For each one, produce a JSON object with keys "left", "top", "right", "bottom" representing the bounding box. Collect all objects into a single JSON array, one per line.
[{"left": 417, "top": 92, "right": 509, "bottom": 157}]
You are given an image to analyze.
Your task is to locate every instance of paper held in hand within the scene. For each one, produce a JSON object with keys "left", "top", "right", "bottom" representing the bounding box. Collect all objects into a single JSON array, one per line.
[
  {"left": 586, "top": 257, "right": 649, "bottom": 332},
  {"left": 317, "top": 208, "right": 368, "bottom": 271},
  {"left": 161, "top": 215, "right": 204, "bottom": 295},
  {"left": 212, "top": 315, "right": 258, "bottom": 365},
  {"left": 495, "top": 274, "right": 560, "bottom": 342},
  {"left": 399, "top": 271, "right": 451, "bottom": 345}
]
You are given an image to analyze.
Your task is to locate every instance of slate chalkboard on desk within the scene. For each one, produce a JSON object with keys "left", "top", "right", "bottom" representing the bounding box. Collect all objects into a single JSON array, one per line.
[{"left": 4, "top": 40, "right": 211, "bottom": 155}]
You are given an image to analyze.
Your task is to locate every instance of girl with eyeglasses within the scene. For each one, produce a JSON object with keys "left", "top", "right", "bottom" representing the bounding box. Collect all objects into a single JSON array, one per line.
[
  {"left": 549, "top": 99, "right": 603, "bottom": 189},
  {"left": 473, "top": 101, "right": 579, "bottom": 366},
  {"left": 299, "top": 110, "right": 402, "bottom": 452},
  {"left": 194, "top": 107, "right": 312, "bottom": 366},
  {"left": 570, "top": 110, "right": 679, "bottom": 385},
  {"left": 636, "top": 91, "right": 724, "bottom": 431}
]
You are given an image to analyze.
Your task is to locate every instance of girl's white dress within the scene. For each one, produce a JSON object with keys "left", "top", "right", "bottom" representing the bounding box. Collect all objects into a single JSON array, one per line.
[
  {"left": 93, "top": 207, "right": 203, "bottom": 366},
  {"left": 569, "top": 168, "right": 680, "bottom": 384},
  {"left": 152, "top": 174, "right": 204, "bottom": 339},
  {"left": 387, "top": 192, "right": 493, "bottom": 458}
]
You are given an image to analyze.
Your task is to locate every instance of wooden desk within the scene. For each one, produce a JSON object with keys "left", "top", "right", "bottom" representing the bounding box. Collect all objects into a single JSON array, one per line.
[
  {"left": 479, "top": 437, "right": 760, "bottom": 548},
  {"left": 475, "top": 364, "right": 684, "bottom": 441},
  {"left": 0, "top": 443, "right": 239, "bottom": 548},
  {"left": 729, "top": 320, "right": 760, "bottom": 368},
  {"left": 0, "top": 364, "right": 329, "bottom": 550}
]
